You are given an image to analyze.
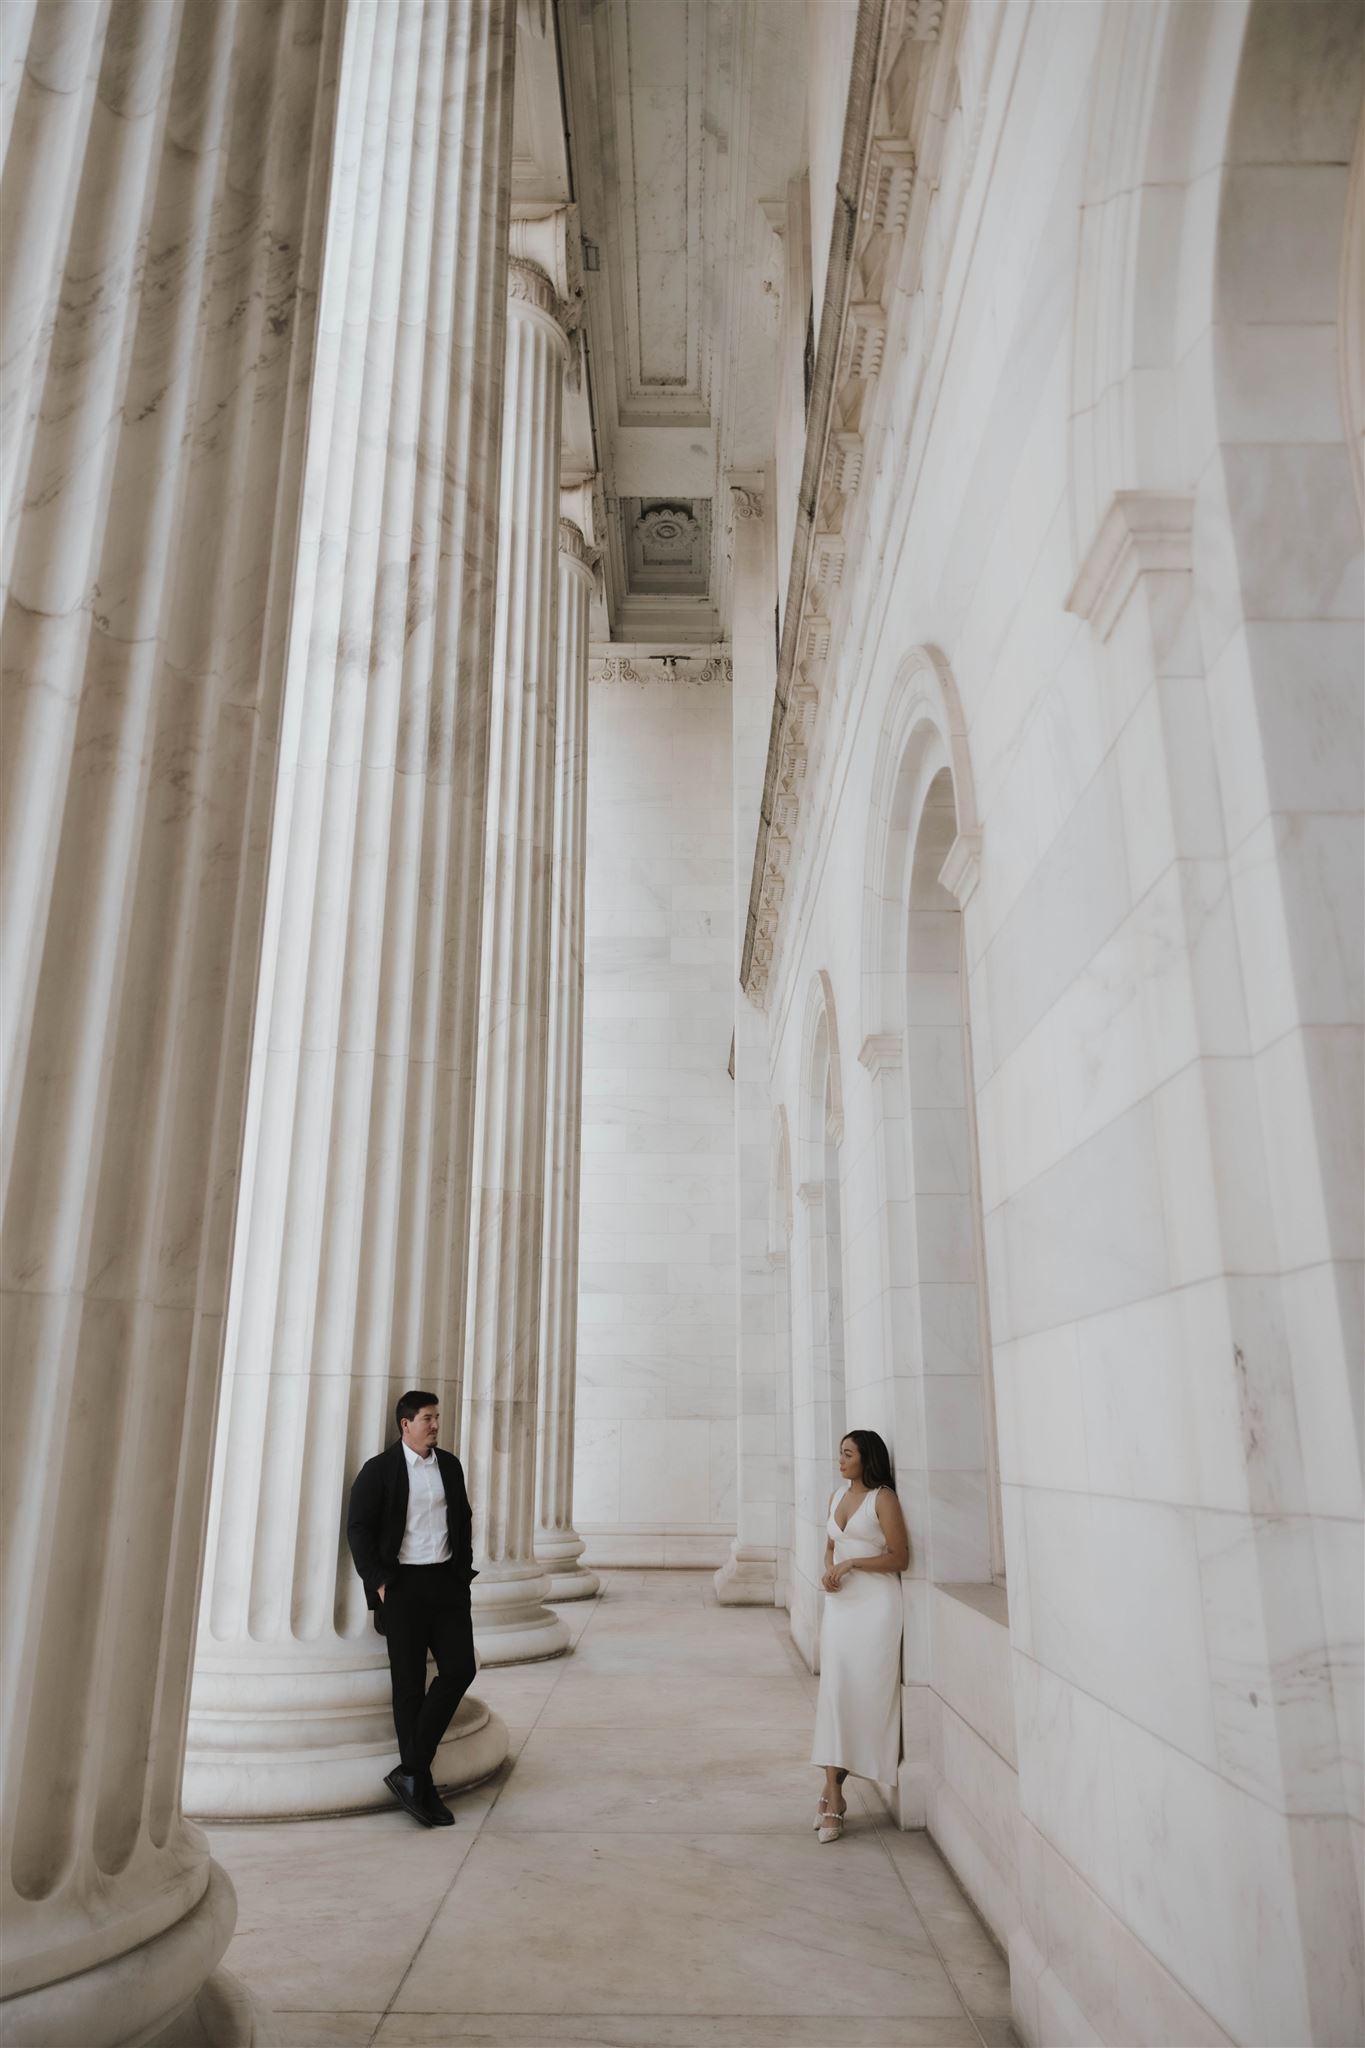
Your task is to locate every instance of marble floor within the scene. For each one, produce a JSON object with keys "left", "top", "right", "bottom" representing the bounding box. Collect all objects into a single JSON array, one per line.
[{"left": 209, "top": 1573, "right": 1017, "bottom": 2048}]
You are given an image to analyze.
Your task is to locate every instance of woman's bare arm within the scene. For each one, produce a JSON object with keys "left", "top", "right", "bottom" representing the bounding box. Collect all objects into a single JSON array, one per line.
[{"left": 822, "top": 1489, "right": 840, "bottom": 1590}]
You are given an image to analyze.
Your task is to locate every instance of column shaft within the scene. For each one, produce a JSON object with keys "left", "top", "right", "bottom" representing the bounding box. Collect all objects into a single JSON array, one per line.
[
  {"left": 186, "top": 0, "right": 517, "bottom": 1819},
  {"left": 0, "top": 0, "right": 340, "bottom": 2037},
  {"left": 463, "top": 254, "right": 572, "bottom": 1663},
  {"left": 534, "top": 515, "right": 599, "bottom": 1599},
  {"left": 717, "top": 481, "right": 784, "bottom": 1605}
]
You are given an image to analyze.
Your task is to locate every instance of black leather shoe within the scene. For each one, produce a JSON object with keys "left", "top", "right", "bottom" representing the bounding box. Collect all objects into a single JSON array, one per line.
[
  {"left": 423, "top": 1785, "right": 455, "bottom": 1826},
  {"left": 384, "top": 1768, "right": 434, "bottom": 1826}
]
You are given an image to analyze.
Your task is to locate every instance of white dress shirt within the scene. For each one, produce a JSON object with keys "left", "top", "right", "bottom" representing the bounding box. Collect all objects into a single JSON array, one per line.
[{"left": 399, "top": 1440, "right": 452, "bottom": 1564}]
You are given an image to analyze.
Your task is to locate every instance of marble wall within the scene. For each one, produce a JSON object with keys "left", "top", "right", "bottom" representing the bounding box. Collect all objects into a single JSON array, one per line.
[
  {"left": 753, "top": 0, "right": 1364, "bottom": 2043},
  {"left": 575, "top": 658, "right": 738, "bottom": 1566}
]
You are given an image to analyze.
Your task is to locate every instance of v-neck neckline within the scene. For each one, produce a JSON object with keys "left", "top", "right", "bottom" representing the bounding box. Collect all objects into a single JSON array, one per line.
[{"left": 834, "top": 1481, "right": 869, "bottom": 1533}]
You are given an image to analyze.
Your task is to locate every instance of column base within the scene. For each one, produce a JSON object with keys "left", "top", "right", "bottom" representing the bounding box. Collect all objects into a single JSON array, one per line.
[
  {"left": 185, "top": 1661, "right": 509, "bottom": 1820},
  {"left": 535, "top": 1527, "right": 600, "bottom": 1602},
  {"left": 144, "top": 1964, "right": 272, "bottom": 2047},
  {"left": 714, "top": 1541, "right": 777, "bottom": 1606},
  {"left": 0, "top": 1860, "right": 237, "bottom": 2048},
  {"left": 471, "top": 1562, "right": 571, "bottom": 1664}
]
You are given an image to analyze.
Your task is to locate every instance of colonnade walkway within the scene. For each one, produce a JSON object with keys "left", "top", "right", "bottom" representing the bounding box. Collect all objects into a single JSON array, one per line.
[{"left": 209, "top": 1574, "right": 1017, "bottom": 2048}]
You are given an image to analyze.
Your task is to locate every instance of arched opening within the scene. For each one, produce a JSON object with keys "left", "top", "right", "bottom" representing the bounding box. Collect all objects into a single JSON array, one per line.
[{"left": 904, "top": 767, "right": 1001, "bottom": 1584}]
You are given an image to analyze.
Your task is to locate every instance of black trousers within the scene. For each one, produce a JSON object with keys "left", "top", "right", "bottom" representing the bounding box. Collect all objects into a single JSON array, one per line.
[{"left": 382, "top": 1561, "right": 476, "bottom": 1787}]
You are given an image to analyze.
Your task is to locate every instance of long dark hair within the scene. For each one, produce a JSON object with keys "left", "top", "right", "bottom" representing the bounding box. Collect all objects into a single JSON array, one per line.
[{"left": 843, "top": 1428, "right": 894, "bottom": 1491}]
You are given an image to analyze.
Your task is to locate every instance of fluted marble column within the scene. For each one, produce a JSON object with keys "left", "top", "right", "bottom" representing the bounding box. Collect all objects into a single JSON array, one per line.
[
  {"left": 185, "top": 0, "right": 517, "bottom": 1819},
  {"left": 0, "top": 1, "right": 340, "bottom": 2039},
  {"left": 534, "top": 502, "right": 599, "bottom": 1600},
  {"left": 717, "top": 479, "right": 784, "bottom": 1604},
  {"left": 463, "top": 244, "right": 574, "bottom": 1663}
]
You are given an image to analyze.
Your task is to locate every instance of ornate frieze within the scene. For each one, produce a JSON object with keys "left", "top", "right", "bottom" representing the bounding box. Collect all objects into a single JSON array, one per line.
[
  {"left": 589, "top": 649, "right": 732, "bottom": 685},
  {"left": 741, "top": 1, "right": 960, "bottom": 1002}
]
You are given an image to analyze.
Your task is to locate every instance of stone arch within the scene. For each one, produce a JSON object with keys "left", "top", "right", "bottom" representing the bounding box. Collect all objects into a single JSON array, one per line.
[
  {"left": 860, "top": 645, "right": 978, "bottom": 1047},
  {"left": 1067, "top": 0, "right": 1243, "bottom": 549},
  {"left": 858, "top": 644, "right": 999, "bottom": 1584}
]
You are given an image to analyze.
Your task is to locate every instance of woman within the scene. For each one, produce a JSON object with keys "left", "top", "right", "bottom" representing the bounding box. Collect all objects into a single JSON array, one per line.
[{"left": 810, "top": 1428, "right": 909, "bottom": 1842}]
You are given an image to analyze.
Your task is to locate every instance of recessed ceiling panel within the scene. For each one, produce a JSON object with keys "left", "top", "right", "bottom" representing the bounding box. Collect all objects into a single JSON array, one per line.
[
  {"left": 620, "top": 497, "right": 712, "bottom": 597},
  {"left": 605, "top": 0, "right": 709, "bottom": 426}
]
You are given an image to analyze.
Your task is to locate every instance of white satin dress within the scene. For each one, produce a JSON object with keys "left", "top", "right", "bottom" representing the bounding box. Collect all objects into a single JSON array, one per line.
[{"left": 810, "top": 1481, "right": 903, "bottom": 1784}]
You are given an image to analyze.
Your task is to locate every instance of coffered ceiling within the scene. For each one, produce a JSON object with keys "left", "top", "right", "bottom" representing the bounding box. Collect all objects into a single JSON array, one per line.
[{"left": 514, "top": 0, "right": 807, "bottom": 645}]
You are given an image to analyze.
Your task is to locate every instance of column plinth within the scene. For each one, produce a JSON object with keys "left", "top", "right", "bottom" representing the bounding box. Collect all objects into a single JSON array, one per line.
[
  {"left": 463, "top": 252, "right": 575, "bottom": 1664},
  {"left": 184, "top": 0, "right": 518, "bottom": 1815}
]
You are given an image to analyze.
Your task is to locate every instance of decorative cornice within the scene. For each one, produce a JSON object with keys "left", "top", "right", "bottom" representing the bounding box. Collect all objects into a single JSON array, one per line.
[
  {"left": 825, "top": 1107, "right": 845, "bottom": 1146},
  {"left": 938, "top": 829, "right": 982, "bottom": 907},
  {"left": 740, "top": 0, "right": 953, "bottom": 1005},
  {"left": 730, "top": 485, "right": 765, "bottom": 522},
  {"left": 589, "top": 649, "right": 732, "bottom": 686},
  {"left": 858, "top": 1031, "right": 902, "bottom": 1077},
  {"left": 1065, "top": 490, "right": 1195, "bottom": 643},
  {"left": 796, "top": 1179, "right": 824, "bottom": 1209}
]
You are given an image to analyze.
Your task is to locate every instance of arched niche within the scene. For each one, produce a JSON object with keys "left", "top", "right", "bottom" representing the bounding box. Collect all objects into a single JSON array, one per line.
[{"left": 859, "top": 647, "right": 999, "bottom": 1586}]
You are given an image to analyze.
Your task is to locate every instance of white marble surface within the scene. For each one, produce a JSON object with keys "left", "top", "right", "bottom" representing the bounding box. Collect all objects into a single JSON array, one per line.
[
  {"left": 0, "top": 0, "right": 340, "bottom": 2039},
  {"left": 535, "top": 512, "right": 599, "bottom": 1601},
  {"left": 188, "top": 0, "right": 518, "bottom": 1804},
  {"left": 753, "top": 2, "right": 1362, "bottom": 2042},
  {"left": 574, "top": 664, "right": 738, "bottom": 1561},
  {"left": 207, "top": 1576, "right": 1013, "bottom": 2047}
]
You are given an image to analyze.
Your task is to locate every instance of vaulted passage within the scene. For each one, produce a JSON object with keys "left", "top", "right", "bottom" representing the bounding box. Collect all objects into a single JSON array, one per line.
[{"left": 208, "top": 1574, "right": 1011, "bottom": 2046}]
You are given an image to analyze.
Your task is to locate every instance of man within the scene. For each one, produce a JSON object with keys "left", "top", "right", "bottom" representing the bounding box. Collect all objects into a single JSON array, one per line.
[{"left": 347, "top": 1390, "right": 478, "bottom": 1827}]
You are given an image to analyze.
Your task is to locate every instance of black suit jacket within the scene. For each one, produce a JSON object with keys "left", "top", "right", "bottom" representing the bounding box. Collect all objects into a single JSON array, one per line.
[{"left": 346, "top": 1442, "right": 476, "bottom": 1634}]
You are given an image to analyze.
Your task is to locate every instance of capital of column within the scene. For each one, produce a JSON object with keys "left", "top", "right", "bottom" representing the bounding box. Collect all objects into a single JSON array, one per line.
[
  {"left": 508, "top": 258, "right": 574, "bottom": 348},
  {"left": 558, "top": 516, "right": 597, "bottom": 581}
]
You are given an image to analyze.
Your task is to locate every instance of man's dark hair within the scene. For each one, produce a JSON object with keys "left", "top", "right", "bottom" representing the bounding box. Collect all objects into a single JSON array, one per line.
[
  {"left": 842, "top": 1428, "right": 895, "bottom": 1492},
  {"left": 396, "top": 1388, "right": 439, "bottom": 1432}
]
